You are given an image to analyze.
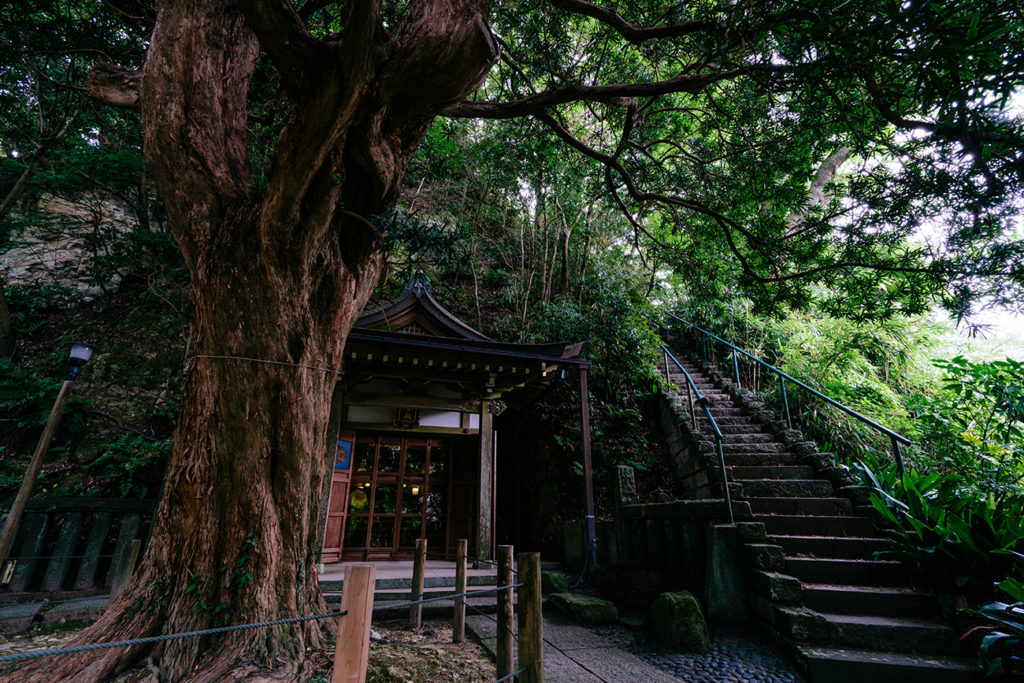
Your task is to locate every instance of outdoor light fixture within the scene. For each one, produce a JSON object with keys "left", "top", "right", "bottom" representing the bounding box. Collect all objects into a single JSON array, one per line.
[
  {"left": 67, "top": 342, "right": 94, "bottom": 380},
  {"left": 411, "top": 485, "right": 420, "bottom": 496},
  {"left": 1, "top": 339, "right": 95, "bottom": 567}
]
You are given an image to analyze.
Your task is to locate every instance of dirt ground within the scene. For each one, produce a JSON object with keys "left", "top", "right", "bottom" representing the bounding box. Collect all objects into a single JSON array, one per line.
[{"left": 0, "top": 617, "right": 495, "bottom": 682}]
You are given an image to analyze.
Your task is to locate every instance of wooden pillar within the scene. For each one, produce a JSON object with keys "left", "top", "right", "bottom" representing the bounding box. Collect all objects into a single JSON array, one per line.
[
  {"left": 332, "top": 563, "right": 376, "bottom": 683},
  {"left": 579, "top": 367, "right": 597, "bottom": 567},
  {"left": 453, "top": 538, "right": 467, "bottom": 643},
  {"left": 409, "top": 538, "right": 426, "bottom": 629},
  {"left": 517, "top": 551, "right": 544, "bottom": 683},
  {"left": 476, "top": 399, "right": 494, "bottom": 564},
  {"left": 496, "top": 545, "right": 515, "bottom": 681}
]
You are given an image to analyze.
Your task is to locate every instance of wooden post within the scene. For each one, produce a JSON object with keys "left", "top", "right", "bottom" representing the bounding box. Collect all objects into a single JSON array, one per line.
[
  {"left": 410, "top": 537, "right": 426, "bottom": 629},
  {"left": 332, "top": 563, "right": 376, "bottom": 683},
  {"left": 453, "top": 538, "right": 467, "bottom": 643},
  {"left": 579, "top": 367, "right": 597, "bottom": 568},
  {"left": 517, "top": 551, "right": 543, "bottom": 683},
  {"left": 496, "top": 544, "right": 514, "bottom": 681},
  {"left": 0, "top": 379, "right": 75, "bottom": 565},
  {"left": 476, "top": 400, "right": 494, "bottom": 566}
]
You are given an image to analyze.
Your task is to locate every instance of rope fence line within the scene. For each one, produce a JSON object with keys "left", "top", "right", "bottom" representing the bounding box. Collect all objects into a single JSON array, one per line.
[
  {"left": 3, "top": 541, "right": 543, "bottom": 683},
  {"left": 371, "top": 583, "right": 523, "bottom": 612},
  {"left": 0, "top": 610, "right": 348, "bottom": 664},
  {"left": 1, "top": 582, "right": 525, "bottom": 665},
  {"left": 494, "top": 667, "right": 527, "bottom": 683}
]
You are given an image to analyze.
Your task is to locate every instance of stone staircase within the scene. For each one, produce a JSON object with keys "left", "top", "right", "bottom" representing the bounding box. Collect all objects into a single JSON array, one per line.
[{"left": 661, "top": 349, "right": 983, "bottom": 682}]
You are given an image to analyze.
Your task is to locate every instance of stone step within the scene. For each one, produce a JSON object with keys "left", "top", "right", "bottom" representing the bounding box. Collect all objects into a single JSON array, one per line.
[
  {"left": 720, "top": 433, "right": 777, "bottom": 444},
  {"left": 768, "top": 534, "right": 890, "bottom": 560},
  {"left": 784, "top": 557, "right": 908, "bottom": 586},
  {"left": 817, "top": 613, "right": 965, "bottom": 656},
  {"left": 703, "top": 412, "right": 754, "bottom": 422},
  {"left": 740, "top": 479, "right": 834, "bottom": 498},
  {"left": 801, "top": 583, "right": 940, "bottom": 618},
  {"left": 721, "top": 442, "right": 787, "bottom": 454},
  {"left": 798, "top": 645, "right": 982, "bottom": 683},
  {"left": 717, "top": 424, "right": 769, "bottom": 434},
  {"left": 757, "top": 514, "right": 876, "bottom": 537},
  {"left": 730, "top": 465, "right": 815, "bottom": 480},
  {"left": 707, "top": 406, "right": 745, "bottom": 416},
  {"left": 748, "top": 496, "right": 853, "bottom": 516},
  {"left": 724, "top": 452, "right": 796, "bottom": 466}
]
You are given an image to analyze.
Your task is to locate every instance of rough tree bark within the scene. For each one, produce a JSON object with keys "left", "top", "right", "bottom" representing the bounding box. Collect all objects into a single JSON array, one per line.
[{"left": 10, "top": 1, "right": 497, "bottom": 681}]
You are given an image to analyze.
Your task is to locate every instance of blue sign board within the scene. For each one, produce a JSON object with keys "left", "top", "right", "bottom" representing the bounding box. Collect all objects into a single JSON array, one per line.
[{"left": 334, "top": 439, "right": 353, "bottom": 470}]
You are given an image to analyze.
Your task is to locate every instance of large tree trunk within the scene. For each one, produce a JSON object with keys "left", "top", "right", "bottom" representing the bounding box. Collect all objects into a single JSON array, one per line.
[{"left": 9, "top": 0, "right": 496, "bottom": 680}]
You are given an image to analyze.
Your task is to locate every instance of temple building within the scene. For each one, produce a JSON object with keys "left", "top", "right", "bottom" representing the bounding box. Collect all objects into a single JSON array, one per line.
[{"left": 317, "top": 278, "right": 593, "bottom": 563}]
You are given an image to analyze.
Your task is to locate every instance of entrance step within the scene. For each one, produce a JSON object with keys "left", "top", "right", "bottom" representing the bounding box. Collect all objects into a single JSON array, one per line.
[
  {"left": 730, "top": 465, "right": 815, "bottom": 480},
  {"left": 798, "top": 646, "right": 982, "bottom": 683},
  {"left": 769, "top": 534, "right": 890, "bottom": 560},
  {"left": 784, "top": 557, "right": 908, "bottom": 586},
  {"left": 739, "top": 479, "right": 834, "bottom": 498},
  {"left": 757, "top": 514, "right": 876, "bottom": 537},
  {"left": 747, "top": 497, "right": 853, "bottom": 516},
  {"left": 724, "top": 452, "right": 795, "bottom": 466},
  {"left": 801, "top": 584, "right": 939, "bottom": 618},
  {"left": 722, "top": 442, "right": 787, "bottom": 454},
  {"left": 721, "top": 433, "right": 777, "bottom": 444}
]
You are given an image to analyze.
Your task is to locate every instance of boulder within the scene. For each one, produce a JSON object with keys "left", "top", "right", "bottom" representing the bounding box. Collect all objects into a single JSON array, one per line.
[
  {"left": 649, "top": 591, "right": 710, "bottom": 652},
  {"left": 548, "top": 592, "right": 618, "bottom": 626},
  {"left": 541, "top": 570, "right": 569, "bottom": 594}
]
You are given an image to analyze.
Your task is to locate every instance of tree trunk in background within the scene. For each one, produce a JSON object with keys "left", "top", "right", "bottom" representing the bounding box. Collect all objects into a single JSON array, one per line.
[
  {"left": 0, "top": 282, "right": 11, "bottom": 358},
  {"left": 9, "top": 0, "right": 497, "bottom": 680}
]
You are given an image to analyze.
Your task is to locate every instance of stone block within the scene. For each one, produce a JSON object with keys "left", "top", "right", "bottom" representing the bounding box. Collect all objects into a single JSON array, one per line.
[
  {"left": 791, "top": 441, "right": 818, "bottom": 456},
  {"left": 745, "top": 543, "right": 785, "bottom": 571},
  {"left": 542, "top": 570, "right": 570, "bottom": 594},
  {"left": 649, "top": 591, "right": 711, "bottom": 652},
  {"left": 548, "top": 592, "right": 619, "bottom": 626},
  {"left": 746, "top": 570, "right": 803, "bottom": 603}
]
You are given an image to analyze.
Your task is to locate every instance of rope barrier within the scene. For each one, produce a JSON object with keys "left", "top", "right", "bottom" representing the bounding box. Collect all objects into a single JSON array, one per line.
[
  {"left": 0, "top": 610, "right": 348, "bottom": 664},
  {"left": 494, "top": 666, "right": 527, "bottom": 682},
  {"left": 191, "top": 354, "right": 341, "bottom": 376},
  {"left": 372, "top": 583, "right": 523, "bottom": 612}
]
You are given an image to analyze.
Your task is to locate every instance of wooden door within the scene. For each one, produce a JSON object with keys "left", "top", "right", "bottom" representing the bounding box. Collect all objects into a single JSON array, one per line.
[{"left": 321, "top": 429, "right": 355, "bottom": 563}]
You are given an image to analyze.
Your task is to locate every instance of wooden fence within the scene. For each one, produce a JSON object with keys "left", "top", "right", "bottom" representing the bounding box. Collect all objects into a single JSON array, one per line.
[{"left": 0, "top": 498, "right": 156, "bottom": 596}]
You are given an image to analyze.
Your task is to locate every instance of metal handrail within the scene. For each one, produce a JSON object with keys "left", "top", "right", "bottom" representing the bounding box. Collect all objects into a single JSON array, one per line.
[
  {"left": 666, "top": 314, "right": 910, "bottom": 479},
  {"left": 661, "top": 344, "right": 734, "bottom": 524}
]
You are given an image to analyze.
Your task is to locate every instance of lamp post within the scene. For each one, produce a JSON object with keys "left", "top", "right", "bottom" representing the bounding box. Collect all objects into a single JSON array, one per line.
[{"left": 0, "top": 342, "right": 93, "bottom": 568}]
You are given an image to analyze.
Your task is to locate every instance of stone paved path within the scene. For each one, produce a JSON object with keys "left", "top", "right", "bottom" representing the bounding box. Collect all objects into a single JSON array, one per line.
[
  {"left": 467, "top": 611, "right": 679, "bottom": 682},
  {"left": 467, "top": 611, "right": 806, "bottom": 682}
]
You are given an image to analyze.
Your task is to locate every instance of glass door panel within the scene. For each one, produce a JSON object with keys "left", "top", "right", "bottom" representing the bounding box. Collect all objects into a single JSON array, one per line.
[{"left": 341, "top": 435, "right": 453, "bottom": 558}]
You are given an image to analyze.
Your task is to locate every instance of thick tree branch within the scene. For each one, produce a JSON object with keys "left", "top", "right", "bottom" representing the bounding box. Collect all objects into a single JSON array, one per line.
[
  {"left": 237, "top": 0, "right": 335, "bottom": 99},
  {"left": 549, "top": 0, "right": 717, "bottom": 44},
  {"left": 444, "top": 68, "right": 743, "bottom": 118},
  {"left": 86, "top": 64, "right": 141, "bottom": 109}
]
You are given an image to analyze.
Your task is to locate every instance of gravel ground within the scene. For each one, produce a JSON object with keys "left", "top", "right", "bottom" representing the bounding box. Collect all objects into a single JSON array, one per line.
[{"left": 592, "top": 622, "right": 807, "bottom": 683}]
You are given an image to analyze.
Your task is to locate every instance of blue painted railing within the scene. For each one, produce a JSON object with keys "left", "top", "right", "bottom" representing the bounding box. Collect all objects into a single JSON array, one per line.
[
  {"left": 660, "top": 344, "right": 734, "bottom": 524},
  {"left": 665, "top": 314, "right": 912, "bottom": 479}
]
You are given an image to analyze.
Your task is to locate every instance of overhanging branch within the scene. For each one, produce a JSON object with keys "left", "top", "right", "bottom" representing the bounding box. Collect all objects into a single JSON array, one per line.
[
  {"left": 548, "top": 0, "right": 718, "bottom": 44},
  {"left": 237, "top": 0, "right": 339, "bottom": 100},
  {"left": 444, "top": 69, "right": 743, "bottom": 119}
]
